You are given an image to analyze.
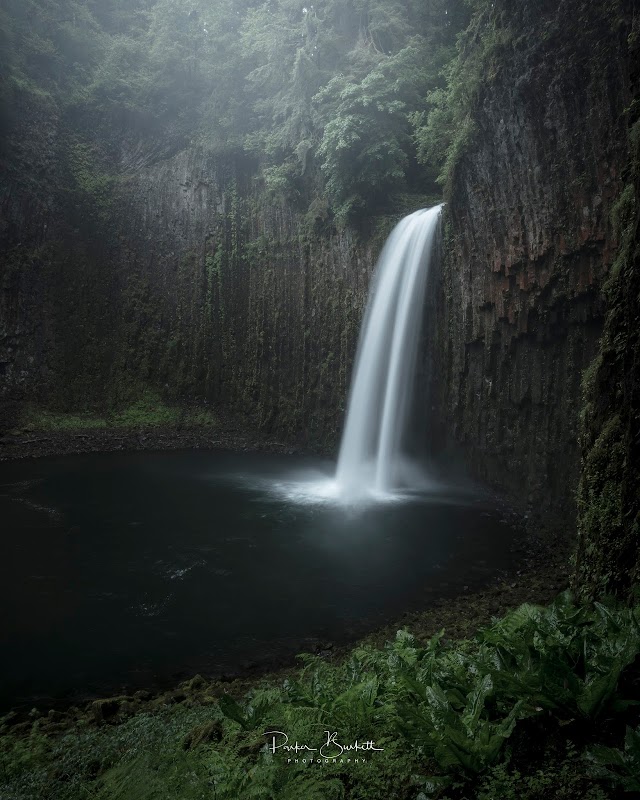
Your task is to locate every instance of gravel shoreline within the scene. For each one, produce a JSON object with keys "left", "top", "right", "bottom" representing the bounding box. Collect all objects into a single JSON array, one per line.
[{"left": 0, "top": 426, "right": 303, "bottom": 462}]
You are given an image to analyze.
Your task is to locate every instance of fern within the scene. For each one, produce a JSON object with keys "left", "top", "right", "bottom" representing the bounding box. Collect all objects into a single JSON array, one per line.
[{"left": 587, "top": 725, "right": 640, "bottom": 792}]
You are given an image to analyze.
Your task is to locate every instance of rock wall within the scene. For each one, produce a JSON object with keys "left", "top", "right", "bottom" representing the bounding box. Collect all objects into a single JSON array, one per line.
[
  {"left": 109, "top": 148, "right": 380, "bottom": 443},
  {"left": 0, "top": 91, "right": 65, "bottom": 410},
  {"left": 0, "top": 100, "right": 381, "bottom": 445},
  {"left": 574, "top": 20, "right": 640, "bottom": 597},
  {"left": 431, "top": 0, "right": 636, "bottom": 524},
  {"left": 2, "top": 0, "right": 636, "bottom": 552}
]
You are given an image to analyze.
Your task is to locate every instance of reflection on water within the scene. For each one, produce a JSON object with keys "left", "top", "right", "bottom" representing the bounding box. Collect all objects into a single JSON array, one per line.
[{"left": 0, "top": 450, "right": 516, "bottom": 708}]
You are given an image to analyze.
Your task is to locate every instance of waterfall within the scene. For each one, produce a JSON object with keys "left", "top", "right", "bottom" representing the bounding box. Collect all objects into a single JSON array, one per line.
[{"left": 335, "top": 204, "right": 443, "bottom": 500}]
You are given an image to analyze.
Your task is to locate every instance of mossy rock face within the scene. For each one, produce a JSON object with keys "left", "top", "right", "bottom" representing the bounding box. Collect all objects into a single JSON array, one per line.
[
  {"left": 182, "top": 674, "right": 207, "bottom": 692},
  {"left": 427, "top": 0, "right": 636, "bottom": 533},
  {"left": 89, "top": 695, "right": 141, "bottom": 725},
  {"left": 574, "top": 111, "right": 640, "bottom": 599},
  {"left": 182, "top": 720, "right": 223, "bottom": 750},
  {"left": 91, "top": 698, "right": 121, "bottom": 724}
]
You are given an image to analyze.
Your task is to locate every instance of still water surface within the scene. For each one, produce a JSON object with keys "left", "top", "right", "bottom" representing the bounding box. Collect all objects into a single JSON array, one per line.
[{"left": 0, "top": 450, "right": 516, "bottom": 708}]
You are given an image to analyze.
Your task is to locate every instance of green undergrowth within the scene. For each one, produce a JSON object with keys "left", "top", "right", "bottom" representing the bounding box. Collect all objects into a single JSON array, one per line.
[
  {"left": 1, "top": 591, "right": 639, "bottom": 800},
  {"left": 20, "top": 396, "right": 218, "bottom": 432}
]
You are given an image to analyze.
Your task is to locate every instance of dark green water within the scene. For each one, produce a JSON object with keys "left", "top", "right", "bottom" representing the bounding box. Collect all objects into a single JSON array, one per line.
[{"left": 0, "top": 450, "right": 516, "bottom": 709}]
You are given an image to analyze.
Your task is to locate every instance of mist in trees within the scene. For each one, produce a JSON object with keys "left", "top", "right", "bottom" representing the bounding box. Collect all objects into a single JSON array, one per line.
[{"left": 0, "top": 0, "right": 470, "bottom": 224}]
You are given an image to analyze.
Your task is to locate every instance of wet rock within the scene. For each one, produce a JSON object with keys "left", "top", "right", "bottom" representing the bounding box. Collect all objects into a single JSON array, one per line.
[
  {"left": 430, "top": 1, "right": 632, "bottom": 535},
  {"left": 0, "top": 131, "right": 375, "bottom": 448},
  {"left": 8, "top": 722, "right": 32, "bottom": 736},
  {"left": 182, "top": 674, "right": 207, "bottom": 692},
  {"left": 163, "top": 689, "right": 187, "bottom": 704},
  {"left": 91, "top": 697, "right": 121, "bottom": 723},
  {"left": 183, "top": 720, "right": 223, "bottom": 750},
  {"left": 0, "top": 711, "right": 19, "bottom": 728}
]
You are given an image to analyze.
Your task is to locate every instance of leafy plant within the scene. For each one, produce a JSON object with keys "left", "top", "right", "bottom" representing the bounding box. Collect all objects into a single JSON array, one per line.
[
  {"left": 479, "top": 592, "right": 640, "bottom": 720},
  {"left": 3, "top": 594, "right": 639, "bottom": 800},
  {"left": 587, "top": 725, "right": 640, "bottom": 793}
]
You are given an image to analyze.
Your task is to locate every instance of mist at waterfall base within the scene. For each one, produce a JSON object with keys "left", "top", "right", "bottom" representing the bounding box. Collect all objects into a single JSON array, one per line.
[
  {"left": 0, "top": 206, "right": 520, "bottom": 708},
  {"left": 285, "top": 204, "right": 444, "bottom": 505}
]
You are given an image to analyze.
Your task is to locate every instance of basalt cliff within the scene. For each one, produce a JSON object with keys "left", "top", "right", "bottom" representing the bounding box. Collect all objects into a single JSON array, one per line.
[{"left": 1, "top": 0, "right": 638, "bottom": 591}]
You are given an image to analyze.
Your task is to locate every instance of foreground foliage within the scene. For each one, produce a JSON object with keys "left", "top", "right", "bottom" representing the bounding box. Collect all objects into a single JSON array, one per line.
[{"left": 1, "top": 591, "right": 639, "bottom": 799}]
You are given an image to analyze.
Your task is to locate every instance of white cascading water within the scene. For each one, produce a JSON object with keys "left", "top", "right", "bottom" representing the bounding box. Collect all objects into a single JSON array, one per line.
[{"left": 334, "top": 204, "right": 443, "bottom": 500}]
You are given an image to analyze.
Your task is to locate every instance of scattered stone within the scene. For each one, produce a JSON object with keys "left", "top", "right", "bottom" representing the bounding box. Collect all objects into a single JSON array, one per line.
[
  {"left": 91, "top": 697, "right": 120, "bottom": 723},
  {"left": 10, "top": 722, "right": 33, "bottom": 736},
  {"left": 0, "top": 711, "right": 19, "bottom": 728},
  {"left": 182, "top": 674, "right": 207, "bottom": 692},
  {"left": 162, "top": 689, "right": 187, "bottom": 704},
  {"left": 183, "top": 720, "right": 223, "bottom": 750}
]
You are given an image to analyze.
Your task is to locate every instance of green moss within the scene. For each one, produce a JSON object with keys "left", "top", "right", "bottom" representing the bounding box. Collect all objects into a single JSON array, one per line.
[
  {"left": 67, "top": 141, "right": 116, "bottom": 219},
  {"left": 8, "top": 72, "right": 54, "bottom": 101},
  {"left": 112, "top": 399, "right": 179, "bottom": 428},
  {"left": 21, "top": 394, "right": 218, "bottom": 432},
  {"left": 574, "top": 111, "right": 640, "bottom": 599},
  {"left": 412, "top": 6, "right": 514, "bottom": 192},
  {"left": 23, "top": 407, "right": 109, "bottom": 431}
]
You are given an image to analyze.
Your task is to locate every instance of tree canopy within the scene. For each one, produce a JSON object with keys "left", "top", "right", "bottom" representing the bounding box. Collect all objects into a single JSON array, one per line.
[{"left": 1, "top": 0, "right": 471, "bottom": 222}]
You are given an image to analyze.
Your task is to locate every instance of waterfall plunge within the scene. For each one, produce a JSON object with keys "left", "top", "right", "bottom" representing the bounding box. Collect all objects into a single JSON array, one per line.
[
  {"left": 268, "top": 205, "right": 443, "bottom": 506},
  {"left": 334, "top": 204, "right": 443, "bottom": 501}
]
